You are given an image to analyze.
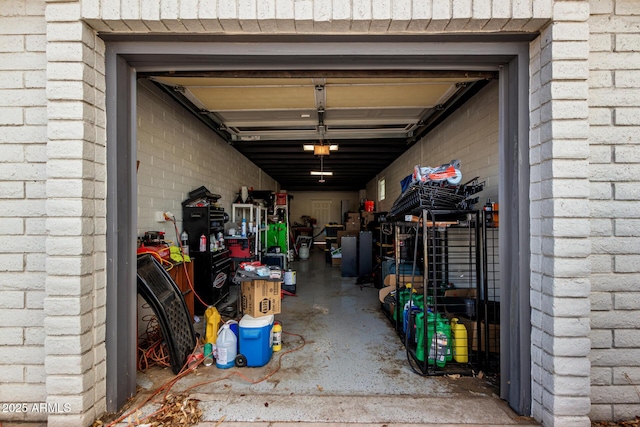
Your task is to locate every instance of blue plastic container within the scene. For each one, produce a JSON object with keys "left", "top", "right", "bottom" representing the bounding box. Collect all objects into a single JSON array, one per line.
[{"left": 239, "top": 314, "right": 274, "bottom": 367}]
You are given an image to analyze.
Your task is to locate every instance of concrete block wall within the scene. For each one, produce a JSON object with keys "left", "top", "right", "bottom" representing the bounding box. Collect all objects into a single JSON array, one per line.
[
  {"left": 44, "top": 1, "right": 109, "bottom": 424},
  {"left": 529, "top": 2, "right": 592, "bottom": 426},
  {"left": 136, "top": 79, "right": 277, "bottom": 239},
  {"left": 10, "top": 0, "right": 640, "bottom": 426},
  {"left": 0, "top": 0, "right": 48, "bottom": 423},
  {"left": 80, "top": 0, "right": 551, "bottom": 34},
  {"left": 372, "top": 80, "right": 500, "bottom": 213},
  {"left": 587, "top": 1, "right": 640, "bottom": 422}
]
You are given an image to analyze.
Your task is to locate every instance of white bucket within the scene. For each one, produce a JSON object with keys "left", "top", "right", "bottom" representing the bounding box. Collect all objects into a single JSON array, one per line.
[{"left": 284, "top": 270, "right": 296, "bottom": 286}]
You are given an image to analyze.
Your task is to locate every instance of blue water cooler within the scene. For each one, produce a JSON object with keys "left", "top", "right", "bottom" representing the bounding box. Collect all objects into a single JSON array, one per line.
[{"left": 239, "top": 314, "right": 274, "bottom": 367}]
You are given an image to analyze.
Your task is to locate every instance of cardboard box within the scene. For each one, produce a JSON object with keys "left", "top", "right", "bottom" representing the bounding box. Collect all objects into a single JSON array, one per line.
[
  {"left": 443, "top": 288, "right": 477, "bottom": 319},
  {"left": 331, "top": 256, "right": 342, "bottom": 266},
  {"left": 345, "top": 221, "right": 360, "bottom": 232},
  {"left": 383, "top": 273, "right": 424, "bottom": 288},
  {"left": 449, "top": 315, "right": 500, "bottom": 353},
  {"left": 241, "top": 279, "right": 281, "bottom": 317},
  {"left": 362, "top": 211, "right": 376, "bottom": 225},
  {"left": 347, "top": 212, "right": 360, "bottom": 222}
]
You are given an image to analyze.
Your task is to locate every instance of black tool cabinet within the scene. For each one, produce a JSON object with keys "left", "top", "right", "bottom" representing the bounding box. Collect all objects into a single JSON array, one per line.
[
  {"left": 380, "top": 208, "right": 500, "bottom": 376},
  {"left": 182, "top": 203, "right": 231, "bottom": 315}
]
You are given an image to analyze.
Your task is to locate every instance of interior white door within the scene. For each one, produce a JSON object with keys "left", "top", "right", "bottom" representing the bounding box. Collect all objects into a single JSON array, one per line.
[{"left": 311, "top": 199, "right": 332, "bottom": 241}]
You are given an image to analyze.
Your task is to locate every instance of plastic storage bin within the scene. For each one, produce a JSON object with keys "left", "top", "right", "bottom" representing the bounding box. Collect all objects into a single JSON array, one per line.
[{"left": 239, "top": 314, "right": 274, "bottom": 367}]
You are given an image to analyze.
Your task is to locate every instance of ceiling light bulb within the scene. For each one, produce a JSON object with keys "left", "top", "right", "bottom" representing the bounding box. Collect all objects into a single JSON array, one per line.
[
  {"left": 310, "top": 171, "right": 333, "bottom": 176},
  {"left": 314, "top": 145, "right": 331, "bottom": 156}
]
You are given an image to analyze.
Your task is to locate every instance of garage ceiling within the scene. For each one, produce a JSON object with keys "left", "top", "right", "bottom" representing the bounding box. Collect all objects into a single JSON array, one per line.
[{"left": 149, "top": 73, "right": 494, "bottom": 192}]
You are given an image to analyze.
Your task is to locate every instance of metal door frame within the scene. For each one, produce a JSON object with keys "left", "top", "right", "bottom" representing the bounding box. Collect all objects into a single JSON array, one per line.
[{"left": 104, "top": 35, "right": 532, "bottom": 414}]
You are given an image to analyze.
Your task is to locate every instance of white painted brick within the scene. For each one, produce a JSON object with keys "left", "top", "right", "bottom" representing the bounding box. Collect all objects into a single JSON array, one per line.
[
  {"left": 0, "top": 177, "right": 24, "bottom": 195},
  {"left": 616, "top": 71, "right": 640, "bottom": 88},
  {"left": 43, "top": 313, "right": 93, "bottom": 336},
  {"left": 543, "top": 315, "right": 590, "bottom": 337},
  {"left": 615, "top": 182, "right": 640, "bottom": 201},
  {"left": 613, "top": 144, "right": 640, "bottom": 164},
  {"left": 591, "top": 125, "right": 640, "bottom": 145},
  {"left": 590, "top": 0, "right": 614, "bottom": 15},
  {"left": 532, "top": 0, "right": 553, "bottom": 18},
  {"left": 590, "top": 163, "right": 640, "bottom": 183},
  {"left": 45, "top": 2, "right": 81, "bottom": 22},
  {"left": 613, "top": 367, "right": 640, "bottom": 385},
  {"left": 614, "top": 328, "right": 640, "bottom": 347},
  {"left": 141, "top": 0, "right": 161, "bottom": 21},
  {"left": 548, "top": 356, "right": 591, "bottom": 376},
  {"left": 591, "top": 292, "right": 613, "bottom": 311},
  {"left": 0, "top": 288, "right": 25, "bottom": 307},
  {"left": 26, "top": 253, "right": 46, "bottom": 272},
  {"left": 614, "top": 405, "right": 640, "bottom": 422},
  {"left": 590, "top": 33, "right": 612, "bottom": 52},
  {"left": 47, "top": 373, "right": 93, "bottom": 396},
  {"left": 25, "top": 289, "right": 45, "bottom": 309},
  {"left": 24, "top": 364, "right": 45, "bottom": 384},
  {"left": 592, "top": 384, "right": 640, "bottom": 404},
  {"left": 541, "top": 218, "right": 590, "bottom": 238},
  {"left": 0, "top": 365, "right": 24, "bottom": 382},
  {"left": 616, "top": 0, "right": 640, "bottom": 15},
  {"left": 46, "top": 353, "right": 93, "bottom": 376},
  {"left": 590, "top": 109, "right": 612, "bottom": 126},
  {"left": 553, "top": 1, "right": 590, "bottom": 21},
  {"left": 25, "top": 106, "right": 46, "bottom": 125},
  {"left": 615, "top": 34, "right": 640, "bottom": 53},
  {"left": 45, "top": 332, "right": 93, "bottom": 356},
  {"left": 591, "top": 367, "right": 613, "bottom": 385},
  {"left": 543, "top": 372, "right": 591, "bottom": 395},
  {"left": 24, "top": 325, "right": 46, "bottom": 346},
  {"left": 613, "top": 292, "right": 640, "bottom": 310},
  {"left": 48, "top": 411, "right": 98, "bottom": 427},
  {"left": 591, "top": 310, "right": 640, "bottom": 329},
  {"left": 0, "top": 88, "right": 46, "bottom": 107},
  {"left": 0, "top": 34, "right": 24, "bottom": 52},
  {"left": 541, "top": 394, "right": 591, "bottom": 416},
  {"left": 0, "top": 345, "right": 45, "bottom": 365},
  {"left": 615, "top": 107, "right": 640, "bottom": 125},
  {"left": 552, "top": 22, "right": 589, "bottom": 41},
  {"left": 545, "top": 41, "right": 590, "bottom": 61},
  {"left": 0, "top": 383, "right": 46, "bottom": 403},
  {"left": 590, "top": 328, "right": 613, "bottom": 348},
  {"left": 589, "top": 70, "right": 613, "bottom": 88},
  {"left": 615, "top": 219, "right": 640, "bottom": 236},
  {"left": 589, "top": 255, "right": 613, "bottom": 274},
  {"left": 542, "top": 236, "right": 591, "bottom": 258},
  {"left": 593, "top": 52, "right": 640, "bottom": 71},
  {"left": 0, "top": 327, "right": 24, "bottom": 345},
  {"left": 46, "top": 392, "right": 94, "bottom": 417}
]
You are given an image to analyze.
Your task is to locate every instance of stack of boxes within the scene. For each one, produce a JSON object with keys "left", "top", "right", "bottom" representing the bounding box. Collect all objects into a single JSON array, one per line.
[{"left": 239, "top": 279, "right": 281, "bottom": 367}]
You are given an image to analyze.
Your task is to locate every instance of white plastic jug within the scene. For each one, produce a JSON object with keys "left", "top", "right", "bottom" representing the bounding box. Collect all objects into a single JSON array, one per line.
[{"left": 216, "top": 322, "right": 237, "bottom": 369}]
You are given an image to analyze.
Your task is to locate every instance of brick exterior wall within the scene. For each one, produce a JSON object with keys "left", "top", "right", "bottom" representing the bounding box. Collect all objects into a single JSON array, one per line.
[
  {"left": 588, "top": 0, "right": 640, "bottom": 422},
  {"left": 529, "top": 2, "right": 593, "bottom": 426},
  {"left": 0, "top": 0, "right": 48, "bottom": 423},
  {"left": 3, "top": 0, "right": 639, "bottom": 426}
]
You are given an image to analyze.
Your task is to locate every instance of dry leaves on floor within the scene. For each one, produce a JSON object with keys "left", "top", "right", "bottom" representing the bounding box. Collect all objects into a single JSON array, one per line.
[
  {"left": 143, "top": 393, "right": 202, "bottom": 427},
  {"left": 592, "top": 417, "right": 640, "bottom": 426}
]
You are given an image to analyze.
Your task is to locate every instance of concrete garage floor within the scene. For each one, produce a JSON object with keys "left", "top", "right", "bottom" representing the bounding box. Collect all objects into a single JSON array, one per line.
[{"left": 132, "top": 246, "right": 538, "bottom": 426}]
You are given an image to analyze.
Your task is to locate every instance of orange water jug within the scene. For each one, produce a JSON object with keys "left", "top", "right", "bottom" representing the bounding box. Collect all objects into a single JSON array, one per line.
[{"left": 450, "top": 318, "right": 468, "bottom": 363}]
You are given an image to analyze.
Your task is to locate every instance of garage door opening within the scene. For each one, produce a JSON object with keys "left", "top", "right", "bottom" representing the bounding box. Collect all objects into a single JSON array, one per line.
[{"left": 104, "top": 35, "right": 532, "bottom": 422}]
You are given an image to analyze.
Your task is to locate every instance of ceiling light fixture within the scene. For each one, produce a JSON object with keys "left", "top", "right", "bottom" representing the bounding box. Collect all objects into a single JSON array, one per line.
[
  {"left": 310, "top": 171, "right": 333, "bottom": 176},
  {"left": 303, "top": 144, "right": 339, "bottom": 152}
]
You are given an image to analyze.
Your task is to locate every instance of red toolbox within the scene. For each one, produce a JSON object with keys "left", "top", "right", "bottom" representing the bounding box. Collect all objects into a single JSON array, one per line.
[{"left": 226, "top": 236, "right": 254, "bottom": 259}]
